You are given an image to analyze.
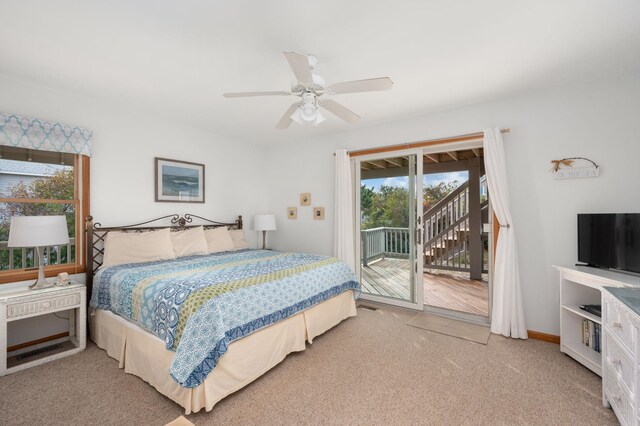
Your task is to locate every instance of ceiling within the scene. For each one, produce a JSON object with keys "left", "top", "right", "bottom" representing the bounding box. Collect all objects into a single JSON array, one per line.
[
  {"left": 362, "top": 147, "right": 483, "bottom": 170},
  {"left": 1, "top": 1, "right": 639, "bottom": 144},
  {"left": 361, "top": 147, "right": 483, "bottom": 179}
]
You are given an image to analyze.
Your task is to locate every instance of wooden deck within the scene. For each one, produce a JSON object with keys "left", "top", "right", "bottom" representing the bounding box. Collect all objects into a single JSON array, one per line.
[{"left": 360, "top": 258, "right": 489, "bottom": 316}]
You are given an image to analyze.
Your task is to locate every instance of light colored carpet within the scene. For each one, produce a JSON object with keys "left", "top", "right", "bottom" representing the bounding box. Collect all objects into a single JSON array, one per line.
[
  {"left": 407, "top": 312, "right": 491, "bottom": 344},
  {"left": 0, "top": 303, "right": 617, "bottom": 425},
  {"left": 165, "top": 416, "right": 194, "bottom": 426}
]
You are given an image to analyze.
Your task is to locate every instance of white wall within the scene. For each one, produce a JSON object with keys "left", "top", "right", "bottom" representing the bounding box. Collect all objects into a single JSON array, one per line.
[
  {"left": 3, "top": 72, "right": 639, "bottom": 340},
  {"left": 0, "top": 73, "right": 268, "bottom": 346},
  {"left": 265, "top": 73, "right": 640, "bottom": 335}
]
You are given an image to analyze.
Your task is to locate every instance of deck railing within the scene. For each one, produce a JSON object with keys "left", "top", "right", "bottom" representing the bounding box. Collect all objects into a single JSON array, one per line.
[
  {"left": 361, "top": 224, "right": 488, "bottom": 273},
  {"left": 361, "top": 227, "right": 410, "bottom": 266},
  {"left": 362, "top": 177, "right": 489, "bottom": 274},
  {"left": 0, "top": 238, "right": 76, "bottom": 271}
]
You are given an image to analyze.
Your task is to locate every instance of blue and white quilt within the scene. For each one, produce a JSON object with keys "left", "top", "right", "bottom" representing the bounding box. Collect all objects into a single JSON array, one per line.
[{"left": 90, "top": 249, "right": 360, "bottom": 388}]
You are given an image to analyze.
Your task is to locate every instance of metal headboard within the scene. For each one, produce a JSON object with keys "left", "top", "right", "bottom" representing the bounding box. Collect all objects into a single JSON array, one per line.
[{"left": 85, "top": 213, "right": 243, "bottom": 302}]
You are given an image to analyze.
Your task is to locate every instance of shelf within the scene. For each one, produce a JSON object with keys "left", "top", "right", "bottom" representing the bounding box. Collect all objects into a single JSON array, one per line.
[
  {"left": 556, "top": 265, "right": 634, "bottom": 380},
  {"left": 562, "top": 304, "right": 602, "bottom": 325},
  {"left": 562, "top": 343, "right": 602, "bottom": 376}
]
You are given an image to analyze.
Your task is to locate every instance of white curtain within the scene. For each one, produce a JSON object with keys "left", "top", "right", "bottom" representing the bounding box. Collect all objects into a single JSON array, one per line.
[
  {"left": 484, "top": 128, "right": 527, "bottom": 339},
  {"left": 333, "top": 149, "right": 356, "bottom": 272}
]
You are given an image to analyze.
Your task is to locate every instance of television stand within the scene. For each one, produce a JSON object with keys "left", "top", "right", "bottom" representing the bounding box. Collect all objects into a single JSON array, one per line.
[{"left": 554, "top": 265, "right": 640, "bottom": 377}]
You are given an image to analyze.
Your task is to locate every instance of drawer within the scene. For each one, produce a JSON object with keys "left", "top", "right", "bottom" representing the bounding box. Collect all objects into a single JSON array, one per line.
[
  {"left": 604, "top": 364, "right": 634, "bottom": 426},
  {"left": 603, "top": 296, "right": 635, "bottom": 354},
  {"left": 603, "top": 332, "right": 635, "bottom": 396},
  {"left": 7, "top": 292, "right": 82, "bottom": 319}
]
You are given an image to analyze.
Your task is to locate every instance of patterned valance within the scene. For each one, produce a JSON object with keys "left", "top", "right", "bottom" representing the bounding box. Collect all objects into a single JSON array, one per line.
[{"left": 0, "top": 112, "right": 92, "bottom": 157}]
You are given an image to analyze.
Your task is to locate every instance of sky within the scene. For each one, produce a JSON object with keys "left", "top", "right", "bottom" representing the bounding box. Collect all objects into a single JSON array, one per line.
[{"left": 363, "top": 171, "right": 469, "bottom": 191}]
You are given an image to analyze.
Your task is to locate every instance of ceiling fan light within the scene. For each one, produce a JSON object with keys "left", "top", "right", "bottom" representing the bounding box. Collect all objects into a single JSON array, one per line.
[
  {"left": 314, "top": 109, "right": 326, "bottom": 126},
  {"left": 300, "top": 103, "right": 316, "bottom": 121},
  {"left": 290, "top": 108, "right": 304, "bottom": 125}
]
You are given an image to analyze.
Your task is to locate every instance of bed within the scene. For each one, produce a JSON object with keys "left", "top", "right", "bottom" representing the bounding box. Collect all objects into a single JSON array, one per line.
[{"left": 85, "top": 214, "right": 360, "bottom": 413}]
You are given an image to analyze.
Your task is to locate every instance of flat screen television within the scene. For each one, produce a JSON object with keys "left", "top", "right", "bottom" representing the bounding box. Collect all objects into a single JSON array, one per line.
[{"left": 578, "top": 213, "right": 640, "bottom": 274}]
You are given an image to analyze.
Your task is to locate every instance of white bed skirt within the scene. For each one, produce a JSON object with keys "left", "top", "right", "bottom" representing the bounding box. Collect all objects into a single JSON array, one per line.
[{"left": 89, "top": 290, "right": 357, "bottom": 414}]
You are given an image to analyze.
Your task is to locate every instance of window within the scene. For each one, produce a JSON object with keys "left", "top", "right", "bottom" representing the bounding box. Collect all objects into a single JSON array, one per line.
[{"left": 0, "top": 146, "right": 90, "bottom": 283}]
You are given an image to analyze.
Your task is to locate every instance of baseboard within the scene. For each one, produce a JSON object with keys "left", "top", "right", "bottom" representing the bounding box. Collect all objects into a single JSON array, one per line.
[
  {"left": 7, "top": 332, "right": 70, "bottom": 353},
  {"left": 527, "top": 330, "right": 560, "bottom": 344}
]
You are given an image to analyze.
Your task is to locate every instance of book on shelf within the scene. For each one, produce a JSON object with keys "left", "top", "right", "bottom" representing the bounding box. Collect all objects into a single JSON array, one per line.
[{"left": 581, "top": 318, "right": 601, "bottom": 353}]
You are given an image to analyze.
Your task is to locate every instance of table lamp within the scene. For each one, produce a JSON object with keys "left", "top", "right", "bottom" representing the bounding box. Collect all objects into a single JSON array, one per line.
[
  {"left": 8, "top": 215, "right": 70, "bottom": 289},
  {"left": 253, "top": 214, "right": 276, "bottom": 250}
]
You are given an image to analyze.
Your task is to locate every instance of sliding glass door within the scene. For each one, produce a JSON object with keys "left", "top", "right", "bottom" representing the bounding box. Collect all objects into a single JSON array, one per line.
[
  {"left": 355, "top": 151, "right": 423, "bottom": 309},
  {"left": 421, "top": 145, "right": 490, "bottom": 321},
  {"left": 353, "top": 140, "right": 492, "bottom": 319}
]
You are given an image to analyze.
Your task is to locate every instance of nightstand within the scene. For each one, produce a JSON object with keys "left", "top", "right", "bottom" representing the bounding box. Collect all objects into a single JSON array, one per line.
[{"left": 0, "top": 283, "right": 86, "bottom": 376}]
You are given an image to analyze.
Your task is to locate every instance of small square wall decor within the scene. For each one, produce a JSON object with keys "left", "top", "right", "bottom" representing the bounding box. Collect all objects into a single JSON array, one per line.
[
  {"left": 313, "top": 207, "right": 325, "bottom": 220},
  {"left": 287, "top": 207, "right": 297, "bottom": 219},
  {"left": 300, "top": 193, "right": 311, "bottom": 206}
]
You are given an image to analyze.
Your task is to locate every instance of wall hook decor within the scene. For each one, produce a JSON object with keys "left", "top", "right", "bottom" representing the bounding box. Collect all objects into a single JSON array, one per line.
[{"left": 550, "top": 157, "right": 600, "bottom": 179}]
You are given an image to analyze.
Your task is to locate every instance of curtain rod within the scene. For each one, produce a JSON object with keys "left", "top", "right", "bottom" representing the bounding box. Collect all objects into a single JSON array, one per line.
[{"left": 334, "top": 128, "right": 510, "bottom": 158}]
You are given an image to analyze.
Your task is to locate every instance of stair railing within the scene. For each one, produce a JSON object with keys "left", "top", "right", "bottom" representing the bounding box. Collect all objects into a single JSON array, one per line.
[
  {"left": 423, "top": 178, "right": 488, "bottom": 273},
  {"left": 423, "top": 180, "right": 470, "bottom": 242}
]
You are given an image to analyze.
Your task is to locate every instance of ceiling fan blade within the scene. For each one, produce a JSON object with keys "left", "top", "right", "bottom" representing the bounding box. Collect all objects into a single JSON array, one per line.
[
  {"left": 319, "top": 99, "right": 361, "bottom": 124},
  {"left": 327, "top": 77, "right": 393, "bottom": 95},
  {"left": 223, "top": 91, "right": 291, "bottom": 98},
  {"left": 283, "top": 52, "right": 313, "bottom": 86},
  {"left": 276, "top": 103, "right": 301, "bottom": 129}
]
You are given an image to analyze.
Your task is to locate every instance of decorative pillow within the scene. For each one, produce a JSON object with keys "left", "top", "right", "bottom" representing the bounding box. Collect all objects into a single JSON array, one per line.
[
  {"left": 170, "top": 226, "right": 209, "bottom": 258},
  {"left": 103, "top": 228, "right": 175, "bottom": 267},
  {"left": 204, "top": 227, "right": 235, "bottom": 253},
  {"left": 229, "top": 229, "right": 249, "bottom": 250}
]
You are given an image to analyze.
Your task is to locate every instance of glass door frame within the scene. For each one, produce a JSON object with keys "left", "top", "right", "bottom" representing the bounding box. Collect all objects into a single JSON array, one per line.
[
  {"left": 353, "top": 139, "right": 493, "bottom": 321},
  {"left": 421, "top": 140, "right": 493, "bottom": 324},
  {"left": 354, "top": 148, "right": 424, "bottom": 310}
]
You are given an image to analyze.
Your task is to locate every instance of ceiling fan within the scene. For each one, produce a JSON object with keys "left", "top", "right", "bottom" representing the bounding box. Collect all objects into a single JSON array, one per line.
[{"left": 223, "top": 52, "right": 393, "bottom": 129}]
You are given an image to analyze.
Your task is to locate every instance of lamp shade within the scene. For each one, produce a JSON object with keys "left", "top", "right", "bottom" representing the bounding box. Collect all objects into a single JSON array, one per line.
[
  {"left": 253, "top": 214, "right": 277, "bottom": 231},
  {"left": 8, "top": 216, "right": 70, "bottom": 248}
]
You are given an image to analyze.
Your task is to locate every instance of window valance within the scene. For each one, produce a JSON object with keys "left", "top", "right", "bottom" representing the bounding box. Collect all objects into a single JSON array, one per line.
[{"left": 0, "top": 112, "right": 92, "bottom": 157}]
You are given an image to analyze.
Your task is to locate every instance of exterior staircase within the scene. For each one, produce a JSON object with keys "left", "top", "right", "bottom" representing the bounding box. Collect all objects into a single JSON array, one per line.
[{"left": 423, "top": 178, "right": 488, "bottom": 274}]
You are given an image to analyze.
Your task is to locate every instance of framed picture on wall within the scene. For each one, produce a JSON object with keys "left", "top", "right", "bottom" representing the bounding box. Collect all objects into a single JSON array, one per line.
[
  {"left": 288, "top": 207, "right": 297, "bottom": 219},
  {"left": 313, "top": 207, "right": 325, "bottom": 220},
  {"left": 300, "top": 193, "right": 311, "bottom": 206},
  {"left": 155, "top": 157, "right": 205, "bottom": 203}
]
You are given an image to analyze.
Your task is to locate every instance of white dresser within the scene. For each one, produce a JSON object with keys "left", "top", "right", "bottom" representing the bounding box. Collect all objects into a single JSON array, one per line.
[{"left": 602, "top": 287, "right": 640, "bottom": 426}]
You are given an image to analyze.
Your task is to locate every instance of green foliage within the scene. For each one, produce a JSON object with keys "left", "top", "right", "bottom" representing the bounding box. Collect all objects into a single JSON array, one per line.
[
  {"left": 360, "top": 184, "right": 374, "bottom": 212},
  {"left": 361, "top": 179, "right": 461, "bottom": 230},
  {"left": 362, "top": 185, "right": 410, "bottom": 229},
  {"left": 423, "top": 180, "right": 460, "bottom": 211},
  {"left": 0, "top": 169, "right": 75, "bottom": 270}
]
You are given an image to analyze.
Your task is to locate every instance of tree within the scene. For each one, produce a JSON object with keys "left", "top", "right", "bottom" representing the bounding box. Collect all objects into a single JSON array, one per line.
[
  {"left": 360, "top": 184, "right": 374, "bottom": 213},
  {"left": 423, "top": 180, "right": 459, "bottom": 211},
  {"left": 362, "top": 185, "right": 410, "bottom": 229},
  {"left": 0, "top": 169, "right": 75, "bottom": 269}
]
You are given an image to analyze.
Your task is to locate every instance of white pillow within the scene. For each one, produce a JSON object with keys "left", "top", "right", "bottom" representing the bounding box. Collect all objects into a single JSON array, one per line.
[
  {"left": 171, "top": 226, "right": 209, "bottom": 258},
  {"left": 229, "top": 229, "right": 249, "bottom": 249},
  {"left": 204, "top": 227, "right": 235, "bottom": 253},
  {"left": 102, "top": 228, "right": 175, "bottom": 267}
]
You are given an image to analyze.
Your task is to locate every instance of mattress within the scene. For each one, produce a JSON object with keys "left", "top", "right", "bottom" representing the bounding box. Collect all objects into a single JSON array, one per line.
[
  {"left": 90, "top": 290, "right": 357, "bottom": 414},
  {"left": 90, "top": 249, "right": 360, "bottom": 387}
]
